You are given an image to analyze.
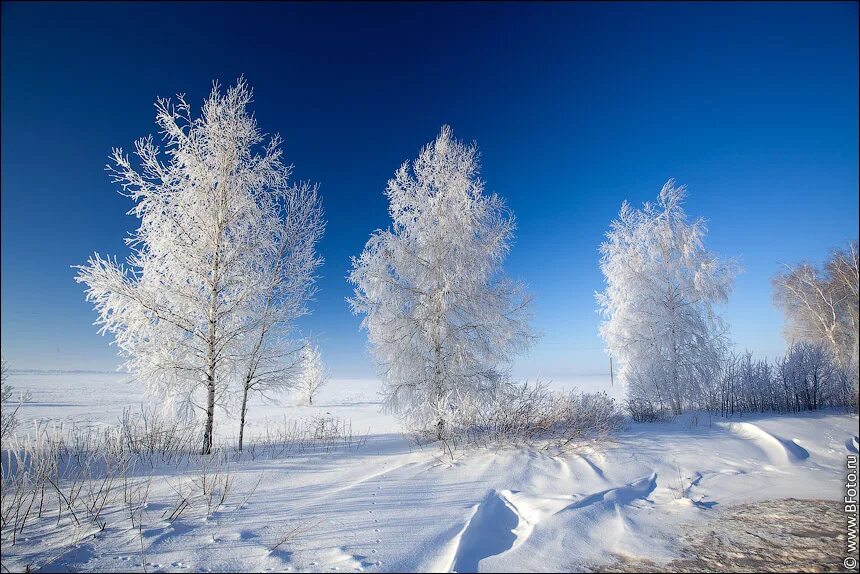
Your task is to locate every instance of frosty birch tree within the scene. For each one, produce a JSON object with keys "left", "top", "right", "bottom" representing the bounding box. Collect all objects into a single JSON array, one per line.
[
  {"left": 236, "top": 182, "right": 324, "bottom": 450},
  {"left": 596, "top": 180, "right": 737, "bottom": 414},
  {"left": 348, "top": 125, "right": 535, "bottom": 440},
  {"left": 76, "top": 78, "right": 304, "bottom": 454},
  {"left": 295, "top": 343, "right": 327, "bottom": 406},
  {"left": 773, "top": 241, "right": 859, "bottom": 372}
]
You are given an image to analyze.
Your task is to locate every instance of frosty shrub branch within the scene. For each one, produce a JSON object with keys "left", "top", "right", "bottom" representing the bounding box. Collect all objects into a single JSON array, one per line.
[
  {"left": 349, "top": 126, "right": 536, "bottom": 440},
  {"left": 0, "top": 359, "right": 31, "bottom": 441},
  {"left": 596, "top": 180, "right": 738, "bottom": 416},
  {"left": 75, "top": 79, "right": 324, "bottom": 454}
]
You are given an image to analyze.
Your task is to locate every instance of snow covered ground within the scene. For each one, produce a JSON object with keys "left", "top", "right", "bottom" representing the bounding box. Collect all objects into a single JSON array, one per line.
[
  {"left": 2, "top": 372, "right": 857, "bottom": 573},
  {"left": 7, "top": 372, "right": 401, "bottom": 438}
]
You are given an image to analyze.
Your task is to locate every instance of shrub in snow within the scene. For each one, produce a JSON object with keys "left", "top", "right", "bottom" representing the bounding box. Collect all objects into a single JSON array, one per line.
[
  {"left": 1, "top": 359, "right": 16, "bottom": 440},
  {"left": 692, "top": 342, "right": 857, "bottom": 417},
  {"left": 439, "top": 379, "right": 624, "bottom": 449},
  {"left": 624, "top": 397, "right": 671, "bottom": 423},
  {"left": 349, "top": 126, "right": 535, "bottom": 440},
  {"left": 0, "top": 360, "right": 30, "bottom": 441},
  {"left": 0, "top": 407, "right": 362, "bottom": 547},
  {"left": 596, "top": 180, "right": 738, "bottom": 415}
]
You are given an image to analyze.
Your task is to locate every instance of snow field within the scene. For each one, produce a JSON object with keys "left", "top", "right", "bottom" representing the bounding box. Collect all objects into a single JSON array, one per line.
[{"left": 1, "top": 372, "right": 857, "bottom": 573}]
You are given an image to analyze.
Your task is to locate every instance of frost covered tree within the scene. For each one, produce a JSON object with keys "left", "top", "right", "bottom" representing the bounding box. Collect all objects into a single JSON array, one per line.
[
  {"left": 348, "top": 125, "right": 535, "bottom": 440},
  {"left": 773, "top": 241, "right": 859, "bottom": 372},
  {"left": 236, "top": 182, "right": 324, "bottom": 450},
  {"left": 295, "top": 343, "right": 327, "bottom": 406},
  {"left": 596, "top": 180, "right": 738, "bottom": 414},
  {"left": 76, "top": 79, "right": 313, "bottom": 454}
]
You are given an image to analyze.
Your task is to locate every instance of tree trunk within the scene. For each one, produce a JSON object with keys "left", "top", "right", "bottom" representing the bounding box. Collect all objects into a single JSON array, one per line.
[
  {"left": 202, "top": 289, "right": 218, "bottom": 455},
  {"left": 434, "top": 335, "right": 445, "bottom": 441},
  {"left": 202, "top": 378, "right": 215, "bottom": 455},
  {"left": 433, "top": 287, "right": 445, "bottom": 442},
  {"left": 238, "top": 380, "right": 250, "bottom": 451},
  {"left": 202, "top": 310, "right": 217, "bottom": 455},
  {"left": 667, "top": 290, "right": 683, "bottom": 415},
  {"left": 202, "top": 169, "right": 226, "bottom": 456}
]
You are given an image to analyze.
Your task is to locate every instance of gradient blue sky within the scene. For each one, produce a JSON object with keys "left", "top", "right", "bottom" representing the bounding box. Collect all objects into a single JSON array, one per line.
[{"left": 2, "top": 2, "right": 857, "bottom": 378}]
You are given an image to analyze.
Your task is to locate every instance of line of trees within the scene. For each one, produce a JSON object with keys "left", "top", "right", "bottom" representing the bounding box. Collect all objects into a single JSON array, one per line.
[
  {"left": 706, "top": 343, "right": 857, "bottom": 417},
  {"left": 626, "top": 341, "right": 857, "bottom": 422},
  {"left": 76, "top": 81, "right": 542, "bottom": 450},
  {"left": 73, "top": 78, "right": 856, "bottom": 451},
  {"left": 597, "top": 182, "right": 858, "bottom": 419}
]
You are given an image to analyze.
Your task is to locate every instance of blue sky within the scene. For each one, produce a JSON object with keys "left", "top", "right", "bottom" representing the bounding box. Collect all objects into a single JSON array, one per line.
[{"left": 2, "top": 2, "right": 857, "bottom": 378}]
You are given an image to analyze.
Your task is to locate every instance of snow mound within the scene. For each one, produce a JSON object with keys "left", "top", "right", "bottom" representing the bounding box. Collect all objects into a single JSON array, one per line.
[
  {"left": 449, "top": 490, "right": 523, "bottom": 573},
  {"left": 721, "top": 421, "right": 810, "bottom": 465},
  {"left": 572, "top": 453, "right": 609, "bottom": 482},
  {"left": 563, "top": 473, "right": 657, "bottom": 511}
]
